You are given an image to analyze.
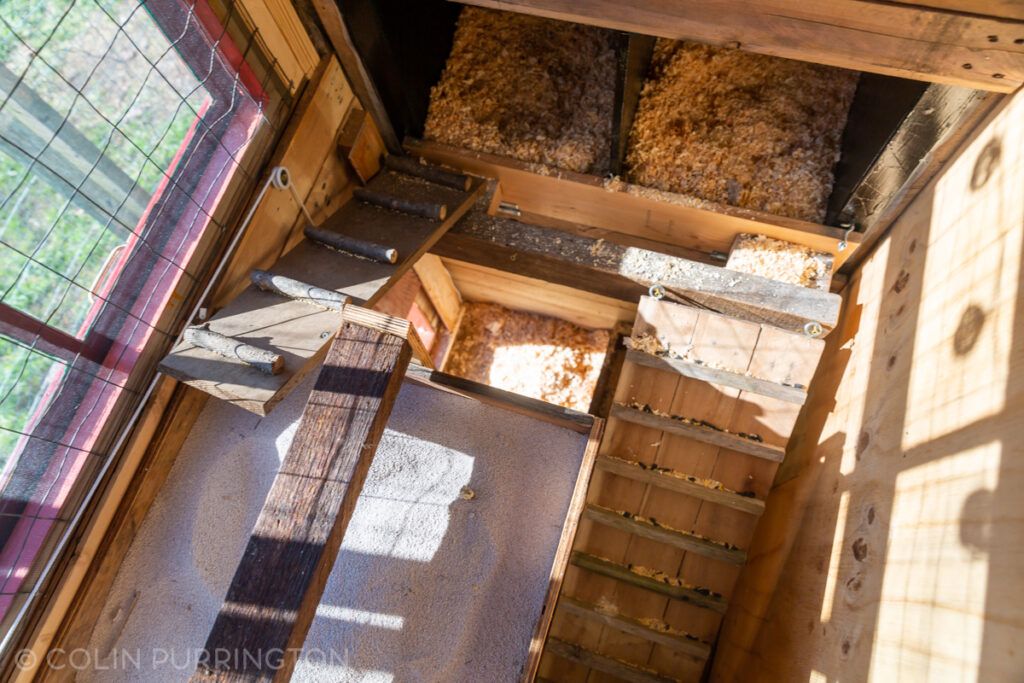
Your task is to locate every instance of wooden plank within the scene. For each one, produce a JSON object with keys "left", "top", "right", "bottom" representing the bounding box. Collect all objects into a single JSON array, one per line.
[
  {"left": 236, "top": 0, "right": 318, "bottom": 93},
  {"left": 713, "top": 82, "right": 1024, "bottom": 683},
  {"left": 624, "top": 347, "right": 808, "bottom": 405},
  {"left": 452, "top": 0, "right": 1024, "bottom": 92},
  {"left": 596, "top": 455, "right": 765, "bottom": 516},
  {"left": 584, "top": 504, "right": 748, "bottom": 566},
  {"left": 441, "top": 258, "right": 636, "bottom": 330},
  {"left": 192, "top": 310, "right": 412, "bottom": 682},
  {"left": 412, "top": 253, "right": 462, "bottom": 330},
  {"left": 336, "top": 107, "right": 382, "bottom": 183},
  {"left": 558, "top": 596, "right": 711, "bottom": 660},
  {"left": 570, "top": 552, "right": 727, "bottom": 614},
  {"left": 434, "top": 209, "right": 843, "bottom": 332},
  {"left": 310, "top": 0, "right": 401, "bottom": 152},
  {"left": 610, "top": 403, "right": 786, "bottom": 463},
  {"left": 407, "top": 140, "right": 861, "bottom": 270},
  {"left": 160, "top": 175, "right": 484, "bottom": 415},
  {"left": 546, "top": 637, "right": 680, "bottom": 683},
  {"left": 522, "top": 420, "right": 604, "bottom": 682}
]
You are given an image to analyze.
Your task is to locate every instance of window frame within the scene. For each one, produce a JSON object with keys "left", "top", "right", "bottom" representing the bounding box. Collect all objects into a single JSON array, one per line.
[{"left": 0, "top": 0, "right": 293, "bottom": 657}]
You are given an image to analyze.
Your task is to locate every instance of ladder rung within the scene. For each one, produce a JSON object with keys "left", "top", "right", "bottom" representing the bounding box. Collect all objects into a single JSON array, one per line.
[
  {"left": 585, "top": 505, "right": 747, "bottom": 565},
  {"left": 625, "top": 345, "right": 808, "bottom": 404},
  {"left": 596, "top": 454, "right": 764, "bottom": 516},
  {"left": 611, "top": 403, "right": 786, "bottom": 462},
  {"left": 570, "top": 551, "right": 727, "bottom": 614},
  {"left": 546, "top": 637, "right": 680, "bottom": 683},
  {"left": 558, "top": 596, "right": 711, "bottom": 660}
]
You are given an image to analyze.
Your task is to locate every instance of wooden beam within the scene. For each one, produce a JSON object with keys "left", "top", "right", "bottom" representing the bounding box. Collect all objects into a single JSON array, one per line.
[
  {"left": 412, "top": 253, "right": 462, "bottom": 330},
  {"left": 558, "top": 596, "right": 711, "bottom": 660},
  {"left": 522, "top": 420, "right": 604, "bottom": 682},
  {"left": 584, "top": 504, "right": 747, "bottom": 565},
  {"left": 611, "top": 403, "right": 787, "bottom": 463},
  {"left": 193, "top": 309, "right": 412, "bottom": 682},
  {"left": 624, "top": 346, "right": 808, "bottom": 404},
  {"left": 596, "top": 454, "right": 765, "bottom": 516},
  {"left": 545, "top": 637, "right": 680, "bottom": 683},
  {"left": 433, "top": 210, "right": 843, "bottom": 334},
  {"left": 407, "top": 139, "right": 861, "bottom": 269},
  {"left": 610, "top": 33, "right": 656, "bottom": 175},
  {"left": 570, "top": 551, "right": 728, "bottom": 613},
  {"left": 310, "top": 0, "right": 401, "bottom": 152},
  {"left": 452, "top": 0, "right": 1024, "bottom": 92}
]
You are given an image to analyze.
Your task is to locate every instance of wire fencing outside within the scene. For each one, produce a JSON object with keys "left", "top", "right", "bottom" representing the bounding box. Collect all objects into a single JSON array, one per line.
[{"left": 0, "top": 0, "right": 291, "bottom": 645}]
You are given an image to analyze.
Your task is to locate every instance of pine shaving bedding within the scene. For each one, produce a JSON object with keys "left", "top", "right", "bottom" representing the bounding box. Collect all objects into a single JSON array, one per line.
[
  {"left": 626, "top": 40, "right": 859, "bottom": 222},
  {"left": 727, "top": 233, "right": 831, "bottom": 289},
  {"left": 444, "top": 302, "right": 610, "bottom": 411},
  {"left": 424, "top": 7, "right": 616, "bottom": 174}
]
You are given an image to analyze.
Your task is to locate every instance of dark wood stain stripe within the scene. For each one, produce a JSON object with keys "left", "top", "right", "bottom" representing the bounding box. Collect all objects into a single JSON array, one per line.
[{"left": 192, "top": 314, "right": 412, "bottom": 682}]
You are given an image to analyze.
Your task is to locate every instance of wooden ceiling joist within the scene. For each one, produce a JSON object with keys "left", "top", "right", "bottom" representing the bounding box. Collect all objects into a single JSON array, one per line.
[{"left": 453, "top": 0, "right": 1024, "bottom": 92}]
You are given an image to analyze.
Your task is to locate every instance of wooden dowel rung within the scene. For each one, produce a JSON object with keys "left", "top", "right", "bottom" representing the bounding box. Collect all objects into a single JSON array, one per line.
[
  {"left": 384, "top": 154, "right": 472, "bottom": 191},
  {"left": 353, "top": 187, "right": 448, "bottom": 220},
  {"left": 183, "top": 326, "right": 284, "bottom": 375},
  {"left": 304, "top": 225, "right": 398, "bottom": 264},
  {"left": 596, "top": 454, "right": 764, "bottom": 515},
  {"left": 585, "top": 504, "right": 747, "bottom": 565},
  {"left": 251, "top": 270, "right": 350, "bottom": 311},
  {"left": 570, "top": 551, "right": 727, "bottom": 613}
]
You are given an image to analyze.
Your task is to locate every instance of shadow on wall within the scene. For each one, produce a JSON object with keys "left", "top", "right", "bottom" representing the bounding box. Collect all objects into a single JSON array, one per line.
[{"left": 718, "top": 91, "right": 1024, "bottom": 682}]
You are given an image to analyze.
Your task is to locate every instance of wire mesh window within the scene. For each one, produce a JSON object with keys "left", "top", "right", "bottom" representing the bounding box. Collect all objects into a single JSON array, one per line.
[{"left": 0, "top": 0, "right": 289, "bottom": 634}]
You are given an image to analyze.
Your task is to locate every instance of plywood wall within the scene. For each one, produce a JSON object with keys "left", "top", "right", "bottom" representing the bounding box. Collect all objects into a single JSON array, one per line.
[{"left": 712, "top": 88, "right": 1024, "bottom": 681}]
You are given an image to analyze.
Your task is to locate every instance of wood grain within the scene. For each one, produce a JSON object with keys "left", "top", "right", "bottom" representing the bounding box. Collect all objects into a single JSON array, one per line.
[
  {"left": 192, "top": 318, "right": 412, "bottom": 682},
  {"left": 452, "top": 0, "right": 1024, "bottom": 91}
]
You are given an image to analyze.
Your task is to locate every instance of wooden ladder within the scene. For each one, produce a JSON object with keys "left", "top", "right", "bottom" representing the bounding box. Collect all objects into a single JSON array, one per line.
[
  {"left": 538, "top": 295, "right": 827, "bottom": 682},
  {"left": 159, "top": 156, "right": 484, "bottom": 415}
]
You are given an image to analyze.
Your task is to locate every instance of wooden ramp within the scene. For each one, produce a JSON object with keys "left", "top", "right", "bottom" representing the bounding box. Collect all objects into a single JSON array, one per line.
[
  {"left": 159, "top": 160, "right": 483, "bottom": 415},
  {"left": 538, "top": 295, "right": 827, "bottom": 681}
]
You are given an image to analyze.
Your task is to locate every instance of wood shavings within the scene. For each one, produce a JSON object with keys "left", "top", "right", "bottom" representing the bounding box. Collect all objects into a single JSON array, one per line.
[
  {"left": 445, "top": 303, "right": 610, "bottom": 411},
  {"left": 625, "top": 41, "right": 858, "bottom": 222},
  {"left": 603, "top": 555, "right": 722, "bottom": 598},
  {"left": 424, "top": 7, "right": 616, "bottom": 174},
  {"left": 727, "top": 233, "right": 832, "bottom": 289},
  {"left": 620, "top": 400, "right": 765, "bottom": 443},
  {"left": 459, "top": 485, "right": 476, "bottom": 500}
]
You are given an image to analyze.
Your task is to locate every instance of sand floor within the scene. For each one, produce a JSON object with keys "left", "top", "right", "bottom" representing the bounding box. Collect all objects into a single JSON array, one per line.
[{"left": 82, "top": 370, "right": 587, "bottom": 681}]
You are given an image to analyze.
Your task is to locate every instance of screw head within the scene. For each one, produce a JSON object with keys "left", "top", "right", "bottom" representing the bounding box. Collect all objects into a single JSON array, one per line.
[
  {"left": 648, "top": 283, "right": 666, "bottom": 300},
  {"left": 837, "top": 240, "right": 848, "bottom": 252},
  {"left": 803, "top": 321, "right": 824, "bottom": 338}
]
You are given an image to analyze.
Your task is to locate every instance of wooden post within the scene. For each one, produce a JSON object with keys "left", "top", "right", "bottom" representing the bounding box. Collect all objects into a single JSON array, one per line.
[{"left": 192, "top": 308, "right": 412, "bottom": 682}]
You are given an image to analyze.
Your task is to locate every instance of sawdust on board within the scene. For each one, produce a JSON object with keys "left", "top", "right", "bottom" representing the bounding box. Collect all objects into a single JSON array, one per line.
[
  {"left": 424, "top": 6, "right": 616, "bottom": 175},
  {"left": 726, "top": 233, "right": 832, "bottom": 289},
  {"left": 445, "top": 303, "right": 610, "bottom": 412},
  {"left": 626, "top": 40, "right": 858, "bottom": 222}
]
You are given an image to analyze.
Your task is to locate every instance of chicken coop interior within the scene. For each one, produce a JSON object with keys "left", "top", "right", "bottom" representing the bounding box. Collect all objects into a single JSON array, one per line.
[{"left": 0, "top": 0, "right": 1021, "bottom": 681}]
